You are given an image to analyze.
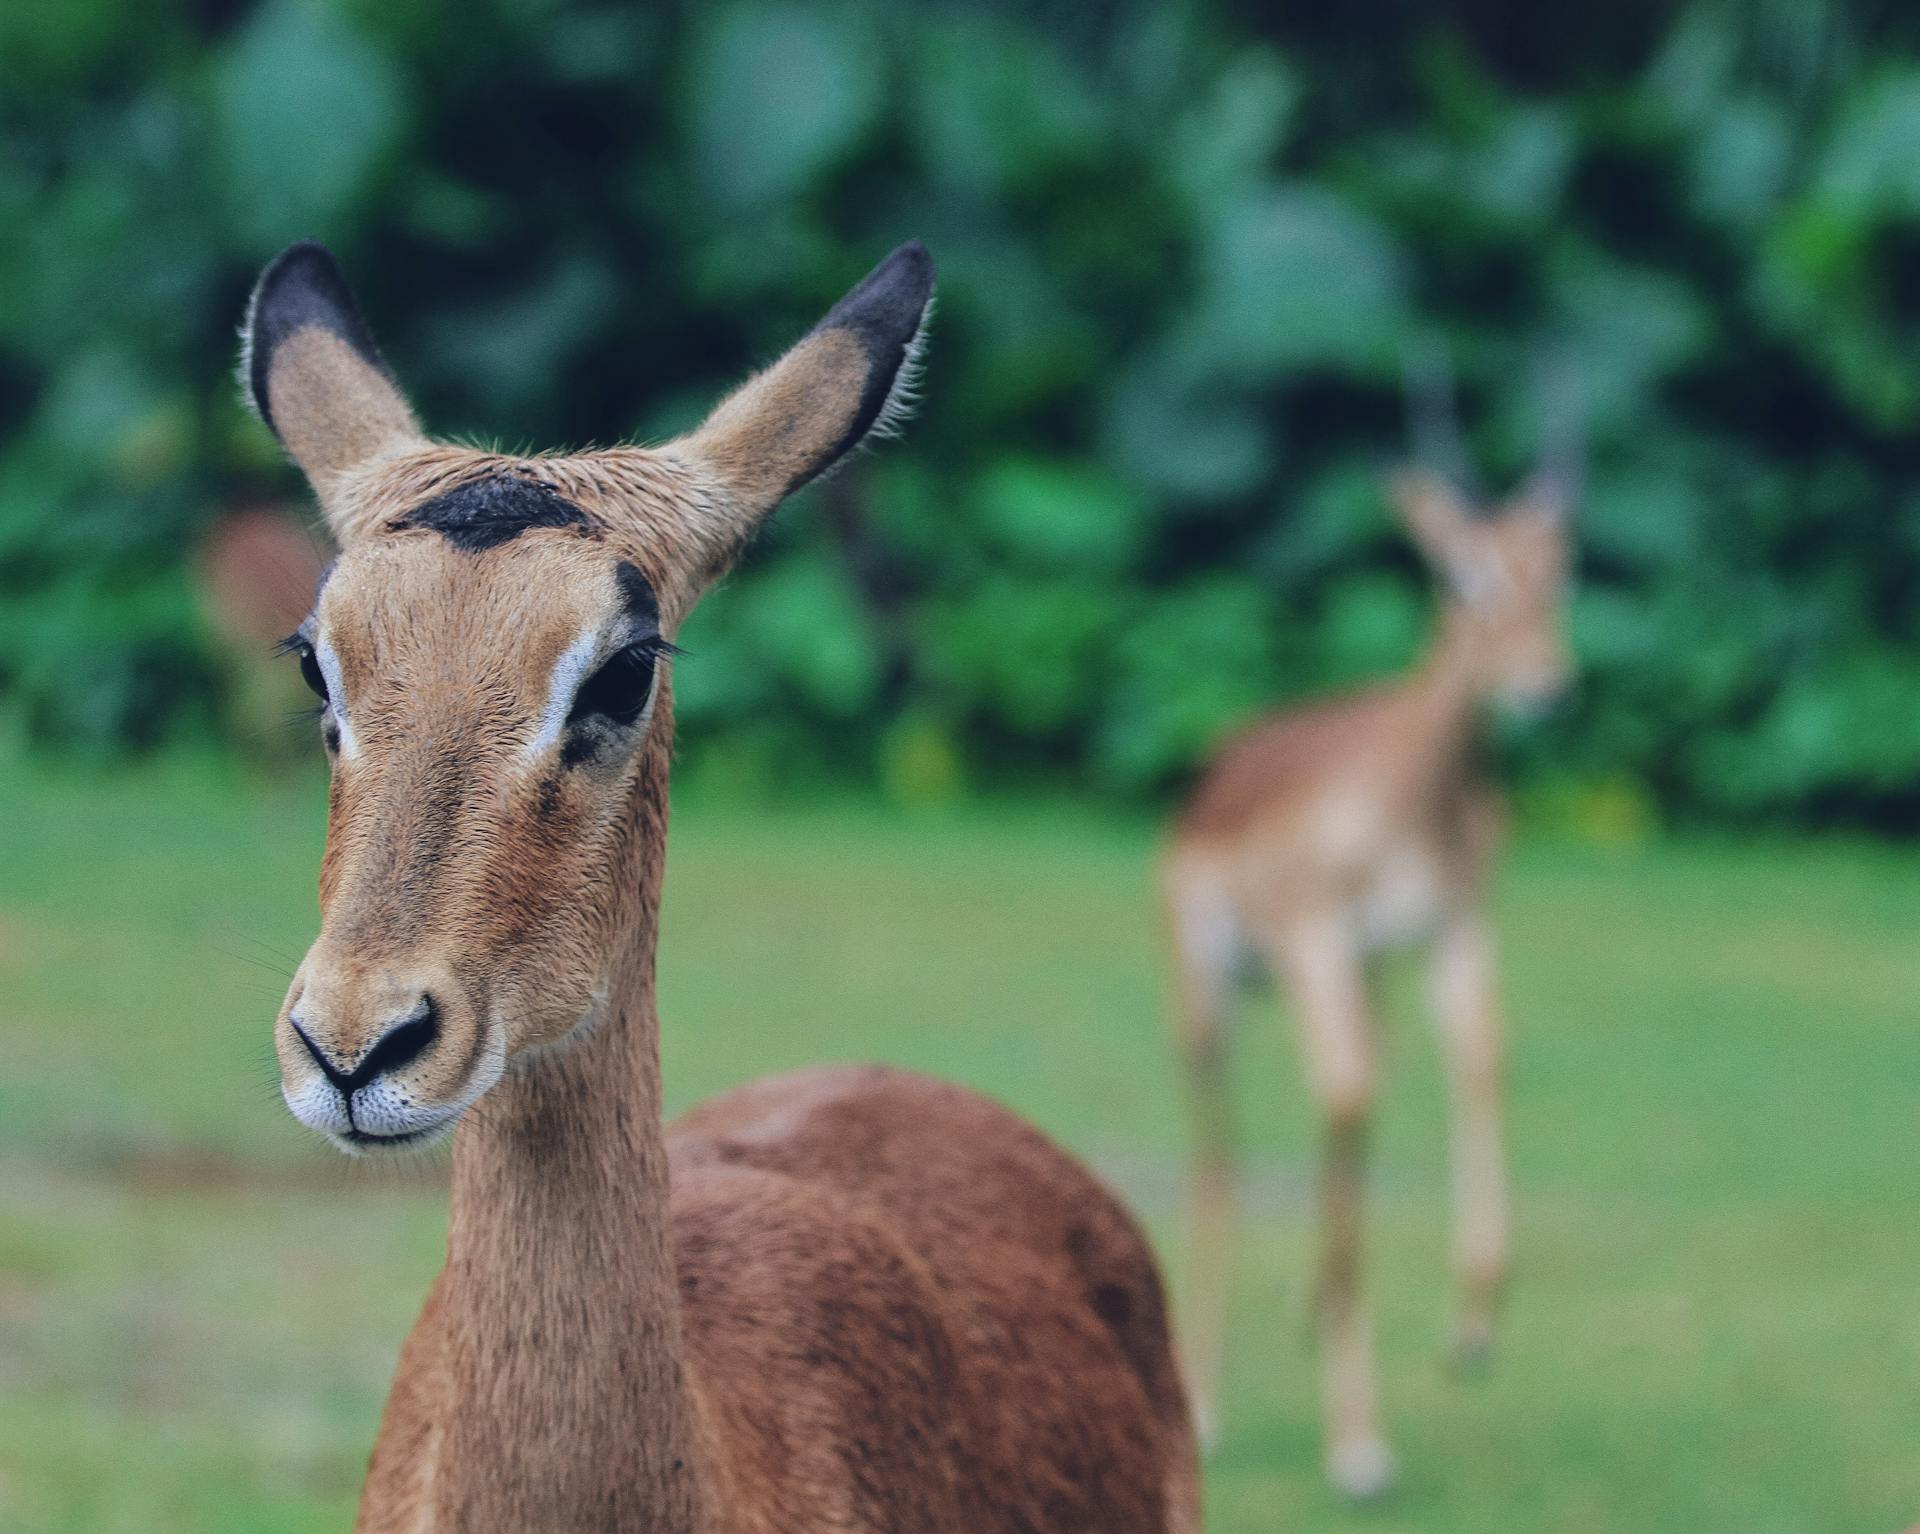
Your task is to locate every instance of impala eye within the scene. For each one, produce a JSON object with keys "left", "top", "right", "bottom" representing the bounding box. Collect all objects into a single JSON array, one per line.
[
  {"left": 279, "top": 637, "right": 329, "bottom": 704},
  {"left": 567, "top": 643, "right": 663, "bottom": 729}
]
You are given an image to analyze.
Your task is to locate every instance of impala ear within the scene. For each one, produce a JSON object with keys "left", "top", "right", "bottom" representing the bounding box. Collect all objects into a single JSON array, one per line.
[
  {"left": 670, "top": 241, "right": 933, "bottom": 575},
  {"left": 1390, "top": 468, "right": 1473, "bottom": 559},
  {"left": 1389, "top": 469, "right": 1500, "bottom": 606},
  {"left": 241, "top": 242, "right": 425, "bottom": 540},
  {"left": 1513, "top": 470, "right": 1578, "bottom": 526}
]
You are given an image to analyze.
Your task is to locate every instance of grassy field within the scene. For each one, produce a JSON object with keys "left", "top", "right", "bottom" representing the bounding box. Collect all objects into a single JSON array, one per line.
[{"left": 1, "top": 747, "right": 1917, "bottom": 1532}]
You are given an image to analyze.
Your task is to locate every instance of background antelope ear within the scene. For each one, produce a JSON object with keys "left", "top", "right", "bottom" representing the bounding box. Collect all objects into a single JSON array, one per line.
[
  {"left": 1513, "top": 470, "right": 1579, "bottom": 526},
  {"left": 1389, "top": 469, "right": 1473, "bottom": 561},
  {"left": 1388, "top": 469, "right": 1497, "bottom": 605},
  {"left": 1516, "top": 347, "right": 1585, "bottom": 525},
  {"left": 671, "top": 241, "right": 933, "bottom": 569},
  {"left": 241, "top": 242, "right": 424, "bottom": 539}
]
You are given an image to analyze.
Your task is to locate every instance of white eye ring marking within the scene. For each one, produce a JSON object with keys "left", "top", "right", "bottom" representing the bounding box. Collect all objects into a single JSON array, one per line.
[
  {"left": 521, "top": 625, "right": 603, "bottom": 762},
  {"left": 313, "top": 633, "right": 358, "bottom": 759}
]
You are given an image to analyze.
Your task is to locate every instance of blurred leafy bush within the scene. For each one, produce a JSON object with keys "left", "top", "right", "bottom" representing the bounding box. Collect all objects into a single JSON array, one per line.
[{"left": 2, "top": 0, "right": 1917, "bottom": 827}]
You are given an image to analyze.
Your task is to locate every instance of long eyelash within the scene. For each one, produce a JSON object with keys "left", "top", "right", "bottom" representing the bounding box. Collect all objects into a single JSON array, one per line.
[
  {"left": 273, "top": 632, "right": 307, "bottom": 657},
  {"left": 642, "top": 637, "right": 686, "bottom": 660}
]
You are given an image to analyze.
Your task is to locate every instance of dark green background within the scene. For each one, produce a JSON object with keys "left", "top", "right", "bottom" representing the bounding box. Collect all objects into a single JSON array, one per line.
[{"left": 5, "top": 0, "right": 1919, "bottom": 826}]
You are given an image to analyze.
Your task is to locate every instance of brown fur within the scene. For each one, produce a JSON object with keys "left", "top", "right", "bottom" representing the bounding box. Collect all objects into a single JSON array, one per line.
[
  {"left": 1166, "top": 469, "right": 1572, "bottom": 1495},
  {"left": 251, "top": 250, "right": 1197, "bottom": 1533}
]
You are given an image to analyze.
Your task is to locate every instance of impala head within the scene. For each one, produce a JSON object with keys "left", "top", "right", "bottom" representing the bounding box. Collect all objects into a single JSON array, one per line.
[
  {"left": 1390, "top": 348, "right": 1581, "bottom": 714},
  {"left": 245, "top": 240, "right": 933, "bottom": 1153}
]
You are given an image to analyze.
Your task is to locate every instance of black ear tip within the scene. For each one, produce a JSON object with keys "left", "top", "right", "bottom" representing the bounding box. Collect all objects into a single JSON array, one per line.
[
  {"left": 243, "top": 239, "right": 386, "bottom": 431},
  {"left": 249, "top": 241, "right": 357, "bottom": 329},
  {"left": 890, "top": 238, "right": 933, "bottom": 280},
  {"left": 816, "top": 240, "right": 936, "bottom": 347},
  {"left": 257, "top": 239, "right": 345, "bottom": 291},
  {"left": 877, "top": 239, "right": 935, "bottom": 306}
]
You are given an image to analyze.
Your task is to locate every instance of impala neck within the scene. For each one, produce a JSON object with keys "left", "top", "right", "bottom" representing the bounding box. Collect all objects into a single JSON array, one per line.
[
  {"left": 436, "top": 733, "right": 706, "bottom": 1532},
  {"left": 1405, "top": 601, "right": 1492, "bottom": 775}
]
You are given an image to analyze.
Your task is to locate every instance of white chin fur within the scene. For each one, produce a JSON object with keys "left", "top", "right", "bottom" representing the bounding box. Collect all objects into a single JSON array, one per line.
[
  {"left": 327, "top": 1116, "right": 457, "bottom": 1158},
  {"left": 282, "top": 1073, "right": 351, "bottom": 1137}
]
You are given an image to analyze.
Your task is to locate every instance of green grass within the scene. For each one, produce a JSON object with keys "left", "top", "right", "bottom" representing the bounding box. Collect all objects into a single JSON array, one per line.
[{"left": 2, "top": 747, "right": 1918, "bottom": 1531}]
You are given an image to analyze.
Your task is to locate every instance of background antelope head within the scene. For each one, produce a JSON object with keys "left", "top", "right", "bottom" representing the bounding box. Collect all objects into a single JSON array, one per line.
[
  {"left": 246, "top": 240, "right": 933, "bottom": 1154},
  {"left": 1388, "top": 349, "right": 1582, "bottom": 714}
]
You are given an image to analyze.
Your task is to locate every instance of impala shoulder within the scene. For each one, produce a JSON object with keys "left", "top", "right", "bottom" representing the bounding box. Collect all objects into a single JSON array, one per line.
[{"left": 669, "top": 1163, "right": 967, "bottom": 1507}]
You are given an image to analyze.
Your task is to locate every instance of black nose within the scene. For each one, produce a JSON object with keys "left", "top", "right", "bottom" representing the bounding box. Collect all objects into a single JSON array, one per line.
[{"left": 292, "top": 997, "right": 439, "bottom": 1095}]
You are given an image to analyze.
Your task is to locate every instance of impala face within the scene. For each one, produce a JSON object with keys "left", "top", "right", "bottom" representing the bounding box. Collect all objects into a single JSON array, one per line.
[
  {"left": 244, "top": 240, "right": 932, "bottom": 1153},
  {"left": 1391, "top": 471, "right": 1574, "bottom": 715},
  {"left": 275, "top": 514, "right": 676, "bottom": 1150}
]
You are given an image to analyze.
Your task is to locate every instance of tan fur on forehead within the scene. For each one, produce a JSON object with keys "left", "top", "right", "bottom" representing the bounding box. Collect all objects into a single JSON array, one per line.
[
  {"left": 321, "top": 529, "right": 624, "bottom": 668},
  {"left": 331, "top": 444, "right": 735, "bottom": 617}
]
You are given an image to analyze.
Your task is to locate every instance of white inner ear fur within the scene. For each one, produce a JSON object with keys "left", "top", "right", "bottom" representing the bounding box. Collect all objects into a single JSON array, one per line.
[
  {"left": 863, "top": 298, "right": 932, "bottom": 445},
  {"left": 522, "top": 624, "right": 604, "bottom": 761},
  {"left": 314, "top": 633, "right": 359, "bottom": 759}
]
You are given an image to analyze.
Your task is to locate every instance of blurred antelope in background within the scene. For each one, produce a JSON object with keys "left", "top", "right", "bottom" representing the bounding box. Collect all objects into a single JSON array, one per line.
[
  {"left": 1165, "top": 353, "right": 1581, "bottom": 1496},
  {"left": 195, "top": 503, "right": 332, "bottom": 760},
  {"left": 242, "top": 240, "right": 1197, "bottom": 1533}
]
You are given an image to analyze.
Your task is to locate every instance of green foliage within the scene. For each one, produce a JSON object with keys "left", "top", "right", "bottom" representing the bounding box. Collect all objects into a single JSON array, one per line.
[{"left": 3, "top": 1, "right": 1918, "bottom": 825}]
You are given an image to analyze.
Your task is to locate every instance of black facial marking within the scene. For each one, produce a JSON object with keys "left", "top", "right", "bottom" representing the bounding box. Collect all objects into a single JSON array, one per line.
[
  {"left": 395, "top": 474, "right": 592, "bottom": 552},
  {"left": 615, "top": 560, "right": 660, "bottom": 633},
  {"left": 245, "top": 242, "right": 392, "bottom": 434},
  {"left": 788, "top": 240, "right": 934, "bottom": 495}
]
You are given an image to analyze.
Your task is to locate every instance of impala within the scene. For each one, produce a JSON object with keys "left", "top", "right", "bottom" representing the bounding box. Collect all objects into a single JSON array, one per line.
[
  {"left": 245, "top": 239, "right": 1198, "bottom": 1533},
  {"left": 1165, "top": 358, "right": 1578, "bottom": 1496}
]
